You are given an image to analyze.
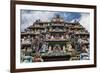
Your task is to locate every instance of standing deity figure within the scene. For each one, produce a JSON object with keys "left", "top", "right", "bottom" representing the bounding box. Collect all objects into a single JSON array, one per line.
[{"left": 40, "top": 42, "right": 48, "bottom": 53}]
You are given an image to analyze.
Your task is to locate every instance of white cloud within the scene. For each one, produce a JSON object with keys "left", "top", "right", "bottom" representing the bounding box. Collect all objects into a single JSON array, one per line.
[
  {"left": 79, "top": 13, "right": 90, "bottom": 32},
  {"left": 21, "top": 10, "right": 90, "bottom": 32},
  {"left": 21, "top": 11, "right": 57, "bottom": 32}
]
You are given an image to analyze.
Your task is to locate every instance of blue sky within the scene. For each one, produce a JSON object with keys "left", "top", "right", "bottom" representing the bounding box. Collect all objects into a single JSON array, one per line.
[{"left": 21, "top": 10, "right": 90, "bottom": 32}]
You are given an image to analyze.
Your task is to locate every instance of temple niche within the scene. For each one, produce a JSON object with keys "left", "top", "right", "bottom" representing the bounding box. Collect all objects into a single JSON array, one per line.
[{"left": 21, "top": 14, "right": 90, "bottom": 63}]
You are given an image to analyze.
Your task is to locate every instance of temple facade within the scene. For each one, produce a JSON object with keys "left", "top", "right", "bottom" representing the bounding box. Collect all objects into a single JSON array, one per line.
[{"left": 21, "top": 15, "right": 90, "bottom": 63}]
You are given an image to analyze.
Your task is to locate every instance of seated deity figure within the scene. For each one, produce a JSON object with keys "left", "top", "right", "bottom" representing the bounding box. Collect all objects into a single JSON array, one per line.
[
  {"left": 65, "top": 34, "right": 69, "bottom": 39},
  {"left": 67, "top": 43, "right": 77, "bottom": 56},
  {"left": 82, "top": 36, "right": 89, "bottom": 44},
  {"left": 26, "top": 35, "right": 31, "bottom": 44},
  {"left": 46, "top": 34, "right": 50, "bottom": 39},
  {"left": 32, "top": 52, "right": 43, "bottom": 62},
  {"left": 81, "top": 45, "right": 88, "bottom": 53},
  {"left": 64, "top": 32, "right": 69, "bottom": 39},
  {"left": 21, "top": 36, "right": 27, "bottom": 44},
  {"left": 67, "top": 43, "right": 73, "bottom": 51},
  {"left": 53, "top": 44, "right": 61, "bottom": 53},
  {"left": 27, "top": 47, "right": 32, "bottom": 54},
  {"left": 36, "top": 30, "right": 40, "bottom": 34}
]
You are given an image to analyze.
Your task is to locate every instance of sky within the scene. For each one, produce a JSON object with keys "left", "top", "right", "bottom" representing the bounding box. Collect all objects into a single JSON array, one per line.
[{"left": 20, "top": 10, "right": 90, "bottom": 32}]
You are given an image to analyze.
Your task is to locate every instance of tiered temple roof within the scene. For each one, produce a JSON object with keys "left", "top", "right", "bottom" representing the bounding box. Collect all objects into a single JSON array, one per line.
[{"left": 21, "top": 15, "right": 90, "bottom": 62}]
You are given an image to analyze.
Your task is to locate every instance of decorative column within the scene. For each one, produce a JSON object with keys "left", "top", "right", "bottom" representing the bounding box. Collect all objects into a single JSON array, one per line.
[{"left": 63, "top": 46, "right": 66, "bottom": 52}]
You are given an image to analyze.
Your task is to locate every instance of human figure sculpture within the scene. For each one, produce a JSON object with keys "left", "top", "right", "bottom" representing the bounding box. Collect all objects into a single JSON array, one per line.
[{"left": 32, "top": 53, "right": 43, "bottom": 62}]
